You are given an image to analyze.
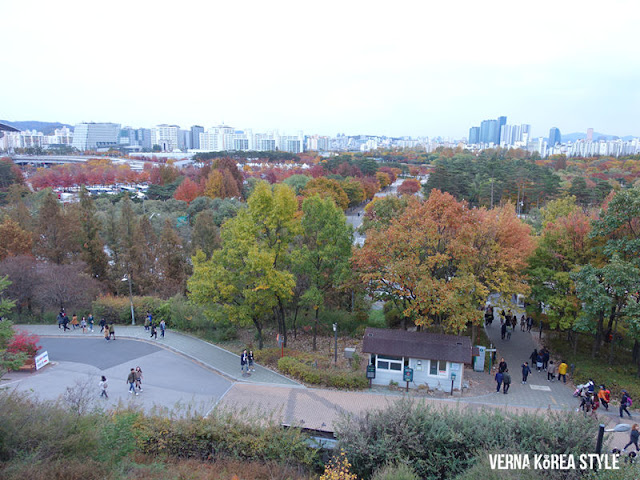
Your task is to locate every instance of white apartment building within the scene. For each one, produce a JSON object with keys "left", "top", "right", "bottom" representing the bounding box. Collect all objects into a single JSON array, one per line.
[
  {"left": 151, "top": 124, "right": 180, "bottom": 152},
  {"left": 72, "top": 122, "right": 120, "bottom": 151},
  {"left": 1, "top": 130, "right": 44, "bottom": 150}
]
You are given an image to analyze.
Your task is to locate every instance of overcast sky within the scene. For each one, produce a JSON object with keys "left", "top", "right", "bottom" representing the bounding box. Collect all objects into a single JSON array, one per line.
[{"left": 2, "top": 0, "right": 638, "bottom": 138}]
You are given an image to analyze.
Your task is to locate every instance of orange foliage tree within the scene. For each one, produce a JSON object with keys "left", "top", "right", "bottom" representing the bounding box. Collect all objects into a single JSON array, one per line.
[
  {"left": 0, "top": 216, "right": 32, "bottom": 260},
  {"left": 173, "top": 177, "right": 201, "bottom": 204},
  {"left": 353, "top": 190, "right": 535, "bottom": 335},
  {"left": 302, "top": 177, "right": 349, "bottom": 210},
  {"left": 397, "top": 179, "right": 421, "bottom": 196}
]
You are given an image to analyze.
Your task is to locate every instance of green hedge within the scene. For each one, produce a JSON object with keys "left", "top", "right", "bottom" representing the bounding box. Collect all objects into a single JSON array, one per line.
[{"left": 278, "top": 356, "right": 368, "bottom": 390}]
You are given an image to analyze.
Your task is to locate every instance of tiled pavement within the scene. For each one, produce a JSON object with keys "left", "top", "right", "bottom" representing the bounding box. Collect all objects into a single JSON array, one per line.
[
  {"left": 18, "top": 324, "right": 300, "bottom": 387},
  {"left": 17, "top": 321, "right": 631, "bottom": 434}
]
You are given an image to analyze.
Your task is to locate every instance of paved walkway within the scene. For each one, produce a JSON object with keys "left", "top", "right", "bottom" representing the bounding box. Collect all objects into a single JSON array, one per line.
[
  {"left": 479, "top": 295, "right": 580, "bottom": 411},
  {"left": 17, "top": 324, "right": 300, "bottom": 387}
]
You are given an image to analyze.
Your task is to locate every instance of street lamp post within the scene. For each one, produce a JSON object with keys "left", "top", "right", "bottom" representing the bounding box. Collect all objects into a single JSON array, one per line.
[
  {"left": 122, "top": 274, "right": 135, "bottom": 325},
  {"left": 333, "top": 323, "right": 338, "bottom": 365},
  {"left": 596, "top": 423, "right": 630, "bottom": 454}
]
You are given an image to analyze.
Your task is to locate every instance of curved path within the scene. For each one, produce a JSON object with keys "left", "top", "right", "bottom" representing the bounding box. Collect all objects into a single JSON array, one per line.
[{"left": 2, "top": 324, "right": 635, "bottom": 450}]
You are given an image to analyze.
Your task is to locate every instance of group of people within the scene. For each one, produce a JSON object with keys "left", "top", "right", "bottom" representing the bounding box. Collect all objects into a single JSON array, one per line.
[
  {"left": 494, "top": 358, "right": 512, "bottom": 394},
  {"left": 573, "top": 380, "right": 633, "bottom": 420},
  {"left": 56, "top": 309, "right": 95, "bottom": 333},
  {"left": 240, "top": 349, "right": 255, "bottom": 374},
  {"left": 98, "top": 366, "right": 144, "bottom": 399},
  {"left": 144, "top": 312, "right": 166, "bottom": 339},
  {"left": 484, "top": 306, "right": 533, "bottom": 338},
  {"left": 100, "top": 319, "right": 116, "bottom": 340},
  {"left": 520, "top": 349, "right": 567, "bottom": 384}
]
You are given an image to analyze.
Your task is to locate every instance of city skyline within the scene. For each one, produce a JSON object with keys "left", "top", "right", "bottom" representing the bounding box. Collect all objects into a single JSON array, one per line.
[{"left": 1, "top": 0, "right": 639, "bottom": 138}]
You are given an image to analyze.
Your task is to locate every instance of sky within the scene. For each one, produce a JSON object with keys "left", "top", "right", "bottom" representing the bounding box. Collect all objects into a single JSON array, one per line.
[{"left": 2, "top": 0, "right": 639, "bottom": 138}]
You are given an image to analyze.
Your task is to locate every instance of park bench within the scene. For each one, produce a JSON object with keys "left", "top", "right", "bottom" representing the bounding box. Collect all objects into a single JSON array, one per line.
[{"left": 17, "top": 357, "right": 36, "bottom": 372}]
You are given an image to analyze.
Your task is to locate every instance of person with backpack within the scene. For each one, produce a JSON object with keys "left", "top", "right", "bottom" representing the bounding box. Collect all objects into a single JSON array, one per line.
[
  {"left": 621, "top": 390, "right": 633, "bottom": 418},
  {"left": 502, "top": 369, "right": 512, "bottom": 394},
  {"left": 598, "top": 385, "right": 611, "bottom": 411}
]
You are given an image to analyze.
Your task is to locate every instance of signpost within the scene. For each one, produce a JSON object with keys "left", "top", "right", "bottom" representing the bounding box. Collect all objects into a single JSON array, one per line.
[
  {"left": 366, "top": 364, "right": 376, "bottom": 389},
  {"left": 35, "top": 351, "right": 49, "bottom": 370},
  {"left": 403, "top": 366, "right": 413, "bottom": 392}
]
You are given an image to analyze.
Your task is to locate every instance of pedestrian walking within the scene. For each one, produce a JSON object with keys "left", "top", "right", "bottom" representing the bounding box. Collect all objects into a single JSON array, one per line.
[
  {"left": 542, "top": 348, "right": 550, "bottom": 370},
  {"left": 547, "top": 361, "right": 556, "bottom": 381},
  {"left": 623, "top": 424, "right": 640, "bottom": 452},
  {"left": 150, "top": 323, "right": 157, "bottom": 339},
  {"left": 104, "top": 324, "right": 110, "bottom": 341},
  {"left": 240, "top": 349, "right": 249, "bottom": 374},
  {"left": 71, "top": 313, "right": 79, "bottom": 330},
  {"left": 109, "top": 323, "right": 116, "bottom": 340},
  {"left": 520, "top": 315, "right": 526, "bottom": 332},
  {"left": 506, "top": 323, "right": 512, "bottom": 340},
  {"left": 501, "top": 322, "right": 507, "bottom": 340},
  {"left": 558, "top": 361, "right": 568, "bottom": 383},
  {"left": 598, "top": 385, "right": 611, "bottom": 411},
  {"left": 88, "top": 314, "right": 94, "bottom": 332},
  {"left": 498, "top": 358, "right": 507, "bottom": 373},
  {"left": 145, "top": 311, "right": 152, "bottom": 331},
  {"left": 127, "top": 368, "right": 138, "bottom": 395},
  {"left": 495, "top": 371, "right": 504, "bottom": 392},
  {"left": 62, "top": 314, "right": 70, "bottom": 331},
  {"left": 536, "top": 353, "right": 543, "bottom": 372},
  {"left": 511, "top": 316, "right": 517, "bottom": 331},
  {"left": 521, "top": 362, "right": 532, "bottom": 384},
  {"left": 99, "top": 375, "right": 108, "bottom": 399},
  {"left": 621, "top": 390, "right": 633, "bottom": 418},
  {"left": 80, "top": 317, "right": 87, "bottom": 333},
  {"left": 160, "top": 320, "right": 166, "bottom": 338},
  {"left": 248, "top": 350, "right": 255, "bottom": 372},
  {"left": 529, "top": 349, "right": 538, "bottom": 367},
  {"left": 526, "top": 316, "right": 533, "bottom": 332},
  {"left": 503, "top": 370, "right": 511, "bottom": 394},
  {"left": 591, "top": 395, "right": 600, "bottom": 419},
  {"left": 99, "top": 317, "right": 106, "bottom": 332},
  {"left": 57, "top": 311, "right": 64, "bottom": 329},
  {"left": 134, "top": 366, "right": 143, "bottom": 392}
]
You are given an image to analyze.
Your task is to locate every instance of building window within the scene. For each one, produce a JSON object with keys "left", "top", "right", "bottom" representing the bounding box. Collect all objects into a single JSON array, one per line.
[
  {"left": 377, "top": 355, "right": 403, "bottom": 371},
  {"left": 429, "top": 360, "right": 447, "bottom": 376}
]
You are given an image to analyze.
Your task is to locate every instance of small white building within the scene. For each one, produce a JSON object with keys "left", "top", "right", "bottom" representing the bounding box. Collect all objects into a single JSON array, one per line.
[{"left": 362, "top": 327, "right": 472, "bottom": 392}]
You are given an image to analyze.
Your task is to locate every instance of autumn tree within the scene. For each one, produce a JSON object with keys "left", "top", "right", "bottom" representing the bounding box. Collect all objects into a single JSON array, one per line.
[
  {"left": 173, "top": 177, "right": 201, "bottom": 204},
  {"left": 360, "top": 196, "right": 409, "bottom": 233},
  {"left": 78, "top": 188, "right": 108, "bottom": 280},
  {"left": 156, "top": 219, "right": 188, "bottom": 297},
  {"left": 0, "top": 216, "right": 32, "bottom": 260},
  {"left": 340, "top": 178, "right": 366, "bottom": 208},
  {"left": 375, "top": 172, "right": 391, "bottom": 189},
  {"left": 212, "top": 157, "right": 244, "bottom": 197},
  {"left": 191, "top": 211, "right": 221, "bottom": 259},
  {"left": 302, "top": 177, "right": 349, "bottom": 210},
  {"left": 33, "top": 191, "right": 80, "bottom": 264},
  {"left": 35, "top": 262, "right": 102, "bottom": 312},
  {"left": 282, "top": 174, "right": 311, "bottom": 195},
  {"left": 189, "top": 182, "right": 298, "bottom": 348},
  {"left": 397, "top": 179, "right": 421, "bottom": 196},
  {"left": 0, "top": 256, "right": 39, "bottom": 316},
  {"left": 353, "top": 191, "right": 534, "bottom": 337},
  {"left": 294, "top": 195, "right": 353, "bottom": 350},
  {"left": 204, "top": 169, "right": 241, "bottom": 199}
]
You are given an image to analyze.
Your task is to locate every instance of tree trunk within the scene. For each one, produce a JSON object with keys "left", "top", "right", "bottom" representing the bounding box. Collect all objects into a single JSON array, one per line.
[
  {"left": 252, "top": 317, "right": 263, "bottom": 350},
  {"left": 592, "top": 312, "right": 604, "bottom": 358},
  {"left": 573, "top": 331, "right": 579, "bottom": 355},
  {"left": 312, "top": 308, "right": 319, "bottom": 351},
  {"left": 471, "top": 323, "right": 477, "bottom": 346},
  {"left": 609, "top": 316, "right": 619, "bottom": 365},
  {"left": 632, "top": 339, "right": 639, "bottom": 363},
  {"left": 292, "top": 305, "right": 299, "bottom": 340}
]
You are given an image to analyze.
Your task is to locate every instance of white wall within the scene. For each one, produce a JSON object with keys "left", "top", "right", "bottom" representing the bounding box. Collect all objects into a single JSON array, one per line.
[{"left": 369, "top": 354, "right": 464, "bottom": 392}]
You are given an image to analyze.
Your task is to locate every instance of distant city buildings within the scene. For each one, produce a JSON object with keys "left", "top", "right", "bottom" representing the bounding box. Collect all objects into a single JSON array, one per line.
[
  {"left": 548, "top": 127, "right": 562, "bottom": 146},
  {"left": 1, "top": 118, "right": 638, "bottom": 159},
  {"left": 72, "top": 122, "right": 120, "bottom": 151}
]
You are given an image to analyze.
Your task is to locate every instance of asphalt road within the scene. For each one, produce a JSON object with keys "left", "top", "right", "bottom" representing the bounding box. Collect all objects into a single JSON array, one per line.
[{"left": 2, "top": 337, "right": 233, "bottom": 415}]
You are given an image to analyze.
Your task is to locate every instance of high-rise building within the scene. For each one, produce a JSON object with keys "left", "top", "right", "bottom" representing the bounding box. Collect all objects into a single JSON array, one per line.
[
  {"left": 548, "top": 127, "right": 562, "bottom": 146},
  {"left": 72, "top": 122, "right": 120, "bottom": 151},
  {"left": 190, "top": 125, "right": 204, "bottom": 149},
  {"left": 151, "top": 125, "right": 180, "bottom": 151},
  {"left": 469, "top": 127, "right": 480, "bottom": 144},
  {"left": 497, "top": 116, "right": 507, "bottom": 144}
]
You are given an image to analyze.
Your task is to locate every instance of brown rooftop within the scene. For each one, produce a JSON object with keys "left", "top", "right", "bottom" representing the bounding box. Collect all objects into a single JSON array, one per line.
[{"left": 362, "top": 327, "right": 472, "bottom": 364}]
